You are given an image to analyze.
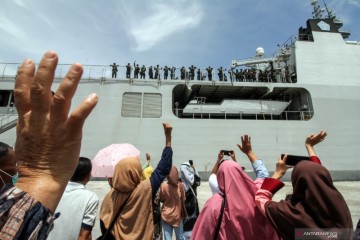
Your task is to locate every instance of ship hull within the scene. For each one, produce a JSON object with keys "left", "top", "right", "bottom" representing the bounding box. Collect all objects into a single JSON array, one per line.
[{"left": 1, "top": 78, "right": 359, "bottom": 180}]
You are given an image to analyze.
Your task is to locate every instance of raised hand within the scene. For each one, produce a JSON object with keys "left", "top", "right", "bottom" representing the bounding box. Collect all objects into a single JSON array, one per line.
[
  {"left": 305, "top": 130, "right": 327, "bottom": 147},
  {"left": 146, "top": 153, "right": 151, "bottom": 163},
  {"left": 14, "top": 51, "right": 98, "bottom": 212},
  {"left": 228, "top": 150, "right": 237, "bottom": 162},
  {"left": 218, "top": 150, "right": 224, "bottom": 161},
  {"left": 305, "top": 130, "right": 327, "bottom": 157},
  {"left": 237, "top": 134, "right": 252, "bottom": 155},
  {"left": 272, "top": 154, "right": 293, "bottom": 180},
  {"left": 237, "top": 134, "right": 257, "bottom": 163},
  {"left": 162, "top": 122, "right": 172, "bottom": 147}
]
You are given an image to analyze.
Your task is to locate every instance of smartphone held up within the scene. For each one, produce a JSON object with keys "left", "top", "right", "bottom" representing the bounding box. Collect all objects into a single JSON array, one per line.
[{"left": 282, "top": 154, "right": 309, "bottom": 166}]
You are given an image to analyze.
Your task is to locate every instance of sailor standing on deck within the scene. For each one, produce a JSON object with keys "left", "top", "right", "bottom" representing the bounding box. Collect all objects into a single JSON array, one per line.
[
  {"left": 134, "top": 61, "right": 140, "bottom": 79},
  {"left": 164, "top": 66, "right": 169, "bottom": 80},
  {"left": 149, "top": 66, "right": 154, "bottom": 79},
  {"left": 110, "top": 63, "right": 119, "bottom": 78},
  {"left": 126, "top": 63, "right": 131, "bottom": 78},
  {"left": 228, "top": 69, "right": 234, "bottom": 82},
  {"left": 170, "top": 67, "right": 176, "bottom": 80},
  {"left": 235, "top": 69, "right": 240, "bottom": 82},
  {"left": 180, "top": 67, "right": 186, "bottom": 80},
  {"left": 197, "top": 68, "right": 202, "bottom": 81},
  {"left": 140, "top": 65, "right": 146, "bottom": 79},
  {"left": 206, "top": 67, "right": 213, "bottom": 81},
  {"left": 218, "top": 67, "right": 224, "bottom": 81},
  {"left": 155, "top": 64, "right": 161, "bottom": 80},
  {"left": 189, "top": 65, "right": 196, "bottom": 80}
]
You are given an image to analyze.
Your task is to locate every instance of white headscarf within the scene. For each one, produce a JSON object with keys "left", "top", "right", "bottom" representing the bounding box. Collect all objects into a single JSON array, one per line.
[{"left": 180, "top": 162, "right": 194, "bottom": 192}]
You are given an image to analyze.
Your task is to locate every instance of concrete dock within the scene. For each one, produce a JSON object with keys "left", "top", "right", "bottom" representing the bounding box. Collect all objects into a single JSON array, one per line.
[{"left": 87, "top": 180, "right": 360, "bottom": 239}]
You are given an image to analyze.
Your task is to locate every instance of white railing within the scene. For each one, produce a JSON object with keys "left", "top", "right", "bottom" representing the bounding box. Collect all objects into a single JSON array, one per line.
[
  {"left": 175, "top": 109, "right": 313, "bottom": 121},
  {"left": 0, "top": 62, "right": 297, "bottom": 83},
  {"left": 0, "top": 113, "right": 18, "bottom": 131}
]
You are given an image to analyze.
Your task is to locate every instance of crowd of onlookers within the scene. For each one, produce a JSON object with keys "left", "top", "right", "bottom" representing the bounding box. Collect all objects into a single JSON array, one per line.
[
  {"left": 110, "top": 62, "right": 296, "bottom": 83},
  {"left": 0, "top": 51, "right": 359, "bottom": 240}
]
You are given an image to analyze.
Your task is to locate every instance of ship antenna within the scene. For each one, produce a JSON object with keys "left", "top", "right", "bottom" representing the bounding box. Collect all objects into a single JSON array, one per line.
[
  {"left": 311, "top": 0, "right": 325, "bottom": 19},
  {"left": 323, "top": 0, "right": 332, "bottom": 18}
]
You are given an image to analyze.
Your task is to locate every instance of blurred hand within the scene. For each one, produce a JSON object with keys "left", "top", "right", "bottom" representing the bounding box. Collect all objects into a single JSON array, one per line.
[
  {"left": 162, "top": 122, "right": 172, "bottom": 136},
  {"left": 228, "top": 150, "right": 236, "bottom": 162},
  {"left": 272, "top": 154, "right": 293, "bottom": 180},
  {"left": 162, "top": 123, "right": 172, "bottom": 147},
  {"left": 218, "top": 150, "right": 224, "bottom": 160},
  {"left": 305, "top": 130, "right": 327, "bottom": 147},
  {"left": 146, "top": 153, "right": 151, "bottom": 163},
  {"left": 14, "top": 51, "right": 98, "bottom": 211},
  {"left": 237, "top": 135, "right": 252, "bottom": 155}
]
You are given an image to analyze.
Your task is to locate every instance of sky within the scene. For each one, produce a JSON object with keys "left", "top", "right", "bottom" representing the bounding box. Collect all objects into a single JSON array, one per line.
[{"left": 1, "top": 0, "right": 359, "bottom": 71}]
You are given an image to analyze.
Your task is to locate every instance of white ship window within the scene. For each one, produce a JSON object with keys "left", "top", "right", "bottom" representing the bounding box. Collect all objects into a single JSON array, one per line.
[
  {"left": 122, "top": 92, "right": 142, "bottom": 117},
  {"left": 122, "top": 92, "right": 162, "bottom": 118},
  {"left": 143, "top": 93, "right": 162, "bottom": 118}
]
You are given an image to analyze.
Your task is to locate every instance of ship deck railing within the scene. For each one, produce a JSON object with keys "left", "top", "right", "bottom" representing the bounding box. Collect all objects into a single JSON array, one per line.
[
  {"left": 0, "top": 63, "right": 296, "bottom": 84},
  {"left": 175, "top": 109, "right": 313, "bottom": 121},
  {"left": 0, "top": 113, "right": 18, "bottom": 134}
]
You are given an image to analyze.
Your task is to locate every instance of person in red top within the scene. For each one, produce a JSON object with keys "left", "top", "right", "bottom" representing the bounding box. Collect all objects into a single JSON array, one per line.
[{"left": 255, "top": 130, "right": 353, "bottom": 240}]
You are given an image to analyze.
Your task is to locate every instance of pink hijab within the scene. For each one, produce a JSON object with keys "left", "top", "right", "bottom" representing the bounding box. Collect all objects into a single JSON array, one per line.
[{"left": 191, "top": 160, "right": 277, "bottom": 240}]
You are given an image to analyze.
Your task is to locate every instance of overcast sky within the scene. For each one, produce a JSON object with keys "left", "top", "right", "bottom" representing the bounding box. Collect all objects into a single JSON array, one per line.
[{"left": 1, "top": 0, "right": 359, "bottom": 70}]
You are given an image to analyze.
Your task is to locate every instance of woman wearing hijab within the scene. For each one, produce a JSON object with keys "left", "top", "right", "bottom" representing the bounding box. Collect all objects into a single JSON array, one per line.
[
  {"left": 191, "top": 159, "right": 278, "bottom": 240},
  {"left": 159, "top": 166, "right": 187, "bottom": 240},
  {"left": 142, "top": 152, "right": 162, "bottom": 240},
  {"left": 180, "top": 161, "right": 200, "bottom": 239},
  {"left": 99, "top": 123, "right": 173, "bottom": 240},
  {"left": 209, "top": 135, "right": 270, "bottom": 195},
  {"left": 255, "top": 131, "right": 353, "bottom": 240}
]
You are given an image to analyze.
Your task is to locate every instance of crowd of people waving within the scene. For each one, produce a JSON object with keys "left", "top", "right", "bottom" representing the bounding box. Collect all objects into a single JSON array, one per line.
[{"left": 0, "top": 51, "right": 358, "bottom": 240}]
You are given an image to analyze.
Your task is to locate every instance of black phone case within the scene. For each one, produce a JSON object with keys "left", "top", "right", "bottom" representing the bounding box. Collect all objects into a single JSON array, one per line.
[{"left": 281, "top": 154, "right": 310, "bottom": 166}]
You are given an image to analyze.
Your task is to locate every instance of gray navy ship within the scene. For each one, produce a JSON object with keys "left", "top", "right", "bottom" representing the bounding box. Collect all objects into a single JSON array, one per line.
[{"left": 1, "top": 1, "right": 359, "bottom": 180}]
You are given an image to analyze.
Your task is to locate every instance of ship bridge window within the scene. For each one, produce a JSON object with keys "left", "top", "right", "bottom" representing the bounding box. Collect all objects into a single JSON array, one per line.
[
  {"left": 122, "top": 92, "right": 162, "bottom": 118},
  {"left": 172, "top": 84, "right": 313, "bottom": 121}
]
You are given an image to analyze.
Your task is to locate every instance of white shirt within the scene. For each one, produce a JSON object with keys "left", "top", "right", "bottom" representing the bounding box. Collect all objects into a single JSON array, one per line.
[
  {"left": 209, "top": 174, "right": 222, "bottom": 195},
  {"left": 47, "top": 182, "right": 99, "bottom": 240}
]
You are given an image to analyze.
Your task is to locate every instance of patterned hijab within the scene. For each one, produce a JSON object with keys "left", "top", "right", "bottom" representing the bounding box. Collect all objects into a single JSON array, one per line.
[
  {"left": 100, "top": 157, "right": 154, "bottom": 240},
  {"left": 265, "top": 161, "right": 353, "bottom": 240}
]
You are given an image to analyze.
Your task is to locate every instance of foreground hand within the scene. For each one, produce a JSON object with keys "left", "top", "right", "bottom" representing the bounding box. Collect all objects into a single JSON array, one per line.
[
  {"left": 162, "top": 122, "right": 172, "bottom": 147},
  {"left": 305, "top": 130, "right": 327, "bottom": 147},
  {"left": 14, "top": 51, "right": 98, "bottom": 212},
  {"left": 237, "top": 134, "right": 252, "bottom": 155},
  {"left": 272, "top": 154, "right": 293, "bottom": 180}
]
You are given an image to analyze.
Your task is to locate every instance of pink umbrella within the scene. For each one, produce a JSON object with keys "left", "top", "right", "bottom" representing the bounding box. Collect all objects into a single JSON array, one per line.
[{"left": 91, "top": 143, "right": 141, "bottom": 178}]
